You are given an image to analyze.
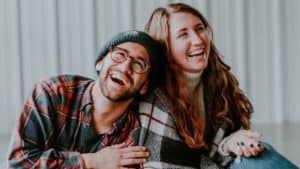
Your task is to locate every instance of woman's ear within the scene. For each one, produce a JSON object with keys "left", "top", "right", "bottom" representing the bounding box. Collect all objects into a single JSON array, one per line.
[{"left": 208, "top": 30, "right": 213, "bottom": 41}]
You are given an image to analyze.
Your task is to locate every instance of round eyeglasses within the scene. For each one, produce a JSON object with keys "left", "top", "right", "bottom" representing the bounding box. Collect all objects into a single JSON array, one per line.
[{"left": 110, "top": 46, "right": 150, "bottom": 74}]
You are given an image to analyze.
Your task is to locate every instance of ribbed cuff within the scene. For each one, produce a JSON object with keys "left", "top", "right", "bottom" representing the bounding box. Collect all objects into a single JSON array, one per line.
[{"left": 218, "top": 136, "right": 231, "bottom": 156}]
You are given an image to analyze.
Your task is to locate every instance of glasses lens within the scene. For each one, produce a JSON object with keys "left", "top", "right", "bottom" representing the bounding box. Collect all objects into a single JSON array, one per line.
[
  {"left": 131, "top": 60, "right": 148, "bottom": 73},
  {"left": 111, "top": 49, "right": 126, "bottom": 63},
  {"left": 111, "top": 47, "right": 149, "bottom": 73}
]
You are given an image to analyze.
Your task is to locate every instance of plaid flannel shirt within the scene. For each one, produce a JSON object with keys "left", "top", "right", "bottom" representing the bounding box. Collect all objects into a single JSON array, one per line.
[{"left": 8, "top": 74, "right": 140, "bottom": 169}]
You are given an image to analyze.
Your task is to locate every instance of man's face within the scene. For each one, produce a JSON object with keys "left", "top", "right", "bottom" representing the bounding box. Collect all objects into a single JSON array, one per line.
[{"left": 96, "top": 42, "right": 150, "bottom": 102}]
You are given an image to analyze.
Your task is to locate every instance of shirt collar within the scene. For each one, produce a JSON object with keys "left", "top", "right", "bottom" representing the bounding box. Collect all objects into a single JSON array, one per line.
[
  {"left": 108, "top": 108, "right": 130, "bottom": 135},
  {"left": 80, "top": 81, "right": 95, "bottom": 117}
]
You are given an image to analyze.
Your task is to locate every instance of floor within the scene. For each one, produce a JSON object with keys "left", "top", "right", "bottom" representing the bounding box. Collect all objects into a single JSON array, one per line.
[{"left": 0, "top": 123, "right": 299, "bottom": 167}]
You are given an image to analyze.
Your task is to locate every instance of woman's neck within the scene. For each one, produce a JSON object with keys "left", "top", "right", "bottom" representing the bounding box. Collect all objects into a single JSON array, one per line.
[{"left": 183, "top": 71, "right": 203, "bottom": 93}]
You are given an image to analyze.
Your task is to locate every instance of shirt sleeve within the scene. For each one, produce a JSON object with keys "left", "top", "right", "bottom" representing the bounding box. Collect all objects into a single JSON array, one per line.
[{"left": 8, "top": 81, "right": 85, "bottom": 169}]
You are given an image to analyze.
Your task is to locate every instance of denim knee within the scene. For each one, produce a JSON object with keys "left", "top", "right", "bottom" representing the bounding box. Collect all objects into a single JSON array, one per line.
[{"left": 229, "top": 141, "right": 299, "bottom": 169}]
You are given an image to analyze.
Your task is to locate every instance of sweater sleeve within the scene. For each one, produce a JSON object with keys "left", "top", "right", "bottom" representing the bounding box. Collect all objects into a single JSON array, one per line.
[{"left": 208, "top": 127, "right": 235, "bottom": 167}]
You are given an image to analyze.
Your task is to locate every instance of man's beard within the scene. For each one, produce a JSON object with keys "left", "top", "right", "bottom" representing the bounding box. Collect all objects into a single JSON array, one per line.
[
  {"left": 98, "top": 68, "right": 142, "bottom": 102},
  {"left": 100, "top": 80, "right": 140, "bottom": 102}
]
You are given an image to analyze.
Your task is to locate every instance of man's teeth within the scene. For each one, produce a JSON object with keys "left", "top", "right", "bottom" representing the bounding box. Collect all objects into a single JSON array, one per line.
[{"left": 111, "top": 74, "right": 125, "bottom": 85}]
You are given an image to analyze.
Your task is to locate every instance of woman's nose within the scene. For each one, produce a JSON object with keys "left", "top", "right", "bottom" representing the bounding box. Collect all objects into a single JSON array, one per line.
[{"left": 190, "top": 32, "right": 202, "bottom": 45}]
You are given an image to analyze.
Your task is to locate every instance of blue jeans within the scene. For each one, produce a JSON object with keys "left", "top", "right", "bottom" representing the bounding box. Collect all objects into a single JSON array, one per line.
[{"left": 230, "top": 142, "right": 299, "bottom": 169}]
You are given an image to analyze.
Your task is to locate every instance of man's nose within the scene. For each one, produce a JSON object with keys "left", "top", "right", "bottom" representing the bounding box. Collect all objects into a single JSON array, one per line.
[{"left": 118, "top": 58, "right": 133, "bottom": 74}]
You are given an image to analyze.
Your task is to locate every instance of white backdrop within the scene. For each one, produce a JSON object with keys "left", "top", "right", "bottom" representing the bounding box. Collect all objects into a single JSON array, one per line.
[{"left": 1, "top": 0, "right": 300, "bottom": 135}]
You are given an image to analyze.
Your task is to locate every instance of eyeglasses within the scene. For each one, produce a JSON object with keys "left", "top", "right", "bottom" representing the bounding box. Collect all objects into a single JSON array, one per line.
[{"left": 110, "top": 46, "right": 150, "bottom": 74}]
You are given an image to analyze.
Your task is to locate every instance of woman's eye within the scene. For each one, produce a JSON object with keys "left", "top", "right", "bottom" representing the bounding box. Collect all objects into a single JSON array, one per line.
[
  {"left": 196, "top": 26, "right": 205, "bottom": 32},
  {"left": 178, "top": 32, "right": 188, "bottom": 38}
]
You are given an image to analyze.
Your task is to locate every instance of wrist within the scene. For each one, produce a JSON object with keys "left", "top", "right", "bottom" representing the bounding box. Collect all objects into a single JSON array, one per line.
[
  {"left": 81, "top": 153, "right": 95, "bottom": 169},
  {"left": 218, "top": 137, "right": 231, "bottom": 156}
]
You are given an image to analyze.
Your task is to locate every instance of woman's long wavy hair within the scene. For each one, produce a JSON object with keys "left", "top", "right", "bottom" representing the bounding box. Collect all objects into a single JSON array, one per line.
[{"left": 145, "top": 3, "right": 253, "bottom": 149}]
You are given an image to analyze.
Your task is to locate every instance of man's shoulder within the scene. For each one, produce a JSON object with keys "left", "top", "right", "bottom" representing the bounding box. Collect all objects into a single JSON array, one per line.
[
  {"left": 49, "top": 74, "right": 93, "bottom": 83},
  {"left": 35, "top": 74, "right": 94, "bottom": 92}
]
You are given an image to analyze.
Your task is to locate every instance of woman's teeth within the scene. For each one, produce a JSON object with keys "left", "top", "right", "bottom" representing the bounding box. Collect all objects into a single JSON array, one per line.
[{"left": 189, "top": 51, "right": 204, "bottom": 57}]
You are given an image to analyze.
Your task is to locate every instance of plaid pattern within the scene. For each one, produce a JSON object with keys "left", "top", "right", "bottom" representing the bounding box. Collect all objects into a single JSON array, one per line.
[
  {"left": 8, "top": 74, "right": 141, "bottom": 169},
  {"left": 138, "top": 88, "right": 233, "bottom": 169}
]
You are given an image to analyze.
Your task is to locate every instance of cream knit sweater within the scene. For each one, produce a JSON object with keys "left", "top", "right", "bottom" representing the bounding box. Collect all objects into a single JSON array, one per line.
[{"left": 183, "top": 71, "right": 206, "bottom": 125}]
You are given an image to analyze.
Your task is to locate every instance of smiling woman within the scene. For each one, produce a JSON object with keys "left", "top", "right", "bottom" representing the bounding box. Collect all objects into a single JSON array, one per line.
[{"left": 137, "top": 2, "right": 299, "bottom": 169}]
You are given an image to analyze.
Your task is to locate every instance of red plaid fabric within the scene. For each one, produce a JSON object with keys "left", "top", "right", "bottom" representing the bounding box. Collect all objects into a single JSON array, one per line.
[{"left": 8, "top": 74, "right": 141, "bottom": 169}]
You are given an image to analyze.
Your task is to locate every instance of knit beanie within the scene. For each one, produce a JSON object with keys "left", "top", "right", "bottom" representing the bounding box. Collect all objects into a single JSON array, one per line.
[{"left": 95, "top": 30, "right": 166, "bottom": 91}]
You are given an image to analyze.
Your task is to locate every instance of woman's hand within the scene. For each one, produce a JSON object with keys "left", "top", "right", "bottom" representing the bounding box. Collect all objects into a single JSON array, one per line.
[{"left": 221, "top": 130, "right": 264, "bottom": 157}]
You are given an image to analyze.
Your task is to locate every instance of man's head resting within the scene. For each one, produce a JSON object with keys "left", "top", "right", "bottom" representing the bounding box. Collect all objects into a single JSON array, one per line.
[{"left": 95, "top": 30, "right": 166, "bottom": 92}]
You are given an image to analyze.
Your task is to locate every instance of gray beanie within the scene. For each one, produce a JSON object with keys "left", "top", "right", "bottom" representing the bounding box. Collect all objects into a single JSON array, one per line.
[{"left": 95, "top": 30, "right": 166, "bottom": 91}]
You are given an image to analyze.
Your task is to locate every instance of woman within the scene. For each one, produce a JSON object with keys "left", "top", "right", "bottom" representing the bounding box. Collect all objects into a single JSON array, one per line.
[{"left": 138, "top": 2, "right": 298, "bottom": 169}]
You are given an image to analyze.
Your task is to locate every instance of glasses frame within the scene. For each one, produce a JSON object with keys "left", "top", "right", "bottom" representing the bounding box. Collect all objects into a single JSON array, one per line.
[{"left": 109, "top": 46, "right": 150, "bottom": 74}]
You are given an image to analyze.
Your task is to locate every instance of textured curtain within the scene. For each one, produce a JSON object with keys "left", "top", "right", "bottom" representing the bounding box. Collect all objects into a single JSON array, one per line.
[{"left": 1, "top": 0, "right": 300, "bottom": 135}]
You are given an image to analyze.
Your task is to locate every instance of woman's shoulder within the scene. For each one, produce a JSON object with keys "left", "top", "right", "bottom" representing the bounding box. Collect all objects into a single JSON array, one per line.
[{"left": 139, "top": 88, "right": 174, "bottom": 114}]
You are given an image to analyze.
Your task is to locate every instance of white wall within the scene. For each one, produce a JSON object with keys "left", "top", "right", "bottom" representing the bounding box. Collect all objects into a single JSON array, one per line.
[{"left": 1, "top": 0, "right": 300, "bottom": 135}]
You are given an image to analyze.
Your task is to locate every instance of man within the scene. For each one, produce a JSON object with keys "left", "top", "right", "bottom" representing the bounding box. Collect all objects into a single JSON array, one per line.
[{"left": 8, "top": 30, "right": 166, "bottom": 169}]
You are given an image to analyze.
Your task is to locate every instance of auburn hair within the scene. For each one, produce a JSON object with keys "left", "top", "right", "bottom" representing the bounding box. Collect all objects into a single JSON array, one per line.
[{"left": 145, "top": 3, "right": 253, "bottom": 148}]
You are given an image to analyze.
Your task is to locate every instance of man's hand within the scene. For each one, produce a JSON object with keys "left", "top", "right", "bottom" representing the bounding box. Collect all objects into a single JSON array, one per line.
[
  {"left": 82, "top": 142, "right": 149, "bottom": 169},
  {"left": 223, "top": 130, "right": 264, "bottom": 157}
]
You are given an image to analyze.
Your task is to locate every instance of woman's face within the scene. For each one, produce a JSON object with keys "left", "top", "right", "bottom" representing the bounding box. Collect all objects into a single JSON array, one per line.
[{"left": 168, "top": 12, "right": 211, "bottom": 73}]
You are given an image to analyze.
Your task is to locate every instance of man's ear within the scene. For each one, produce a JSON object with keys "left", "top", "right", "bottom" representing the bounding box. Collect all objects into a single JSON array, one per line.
[
  {"left": 139, "top": 80, "right": 149, "bottom": 95},
  {"left": 95, "top": 60, "right": 103, "bottom": 71},
  {"left": 95, "top": 53, "right": 109, "bottom": 71}
]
